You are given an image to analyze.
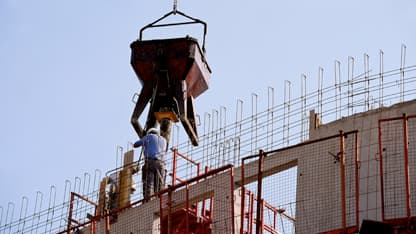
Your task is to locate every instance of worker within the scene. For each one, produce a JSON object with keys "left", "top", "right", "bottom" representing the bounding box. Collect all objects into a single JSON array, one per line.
[{"left": 133, "top": 128, "right": 167, "bottom": 200}]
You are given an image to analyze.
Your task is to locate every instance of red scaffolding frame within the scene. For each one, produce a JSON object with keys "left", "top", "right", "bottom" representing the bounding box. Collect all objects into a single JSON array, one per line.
[
  {"left": 240, "top": 131, "right": 360, "bottom": 234},
  {"left": 378, "top": 114, "right": 416, "bottom": 228}
]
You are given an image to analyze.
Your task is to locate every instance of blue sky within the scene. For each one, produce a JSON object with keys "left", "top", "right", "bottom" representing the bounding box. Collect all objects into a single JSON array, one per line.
[{"left": 1, "top": 0, "right": 415, "bottom": 211}]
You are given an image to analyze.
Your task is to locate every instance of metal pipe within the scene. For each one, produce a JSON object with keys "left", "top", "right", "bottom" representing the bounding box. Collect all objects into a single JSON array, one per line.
[
  {"left": 339, "top": 131, "right": 346, "bottom": 230},
  {"left": 230, "top": 167, "right": 235, "bottom": 233},
  {"left": 240, "top": 157, "right": 246, "bottom": 234},
  {"left": 402, "top": 114, "right": 411, "bottom": 218},
  {"left": 255, "top": 150, "right": 265, "bottom": 234},
  {"left": 185, "top": 184, "right": 189, "bottom": 234},
  {"left": 354, "top": 131, "right": 360, "bottom": 230},
  {"left": 379, "top": 119, "right": 386, "bottom": 221},
  {"left": 167, "top": 189, "right": 172, "bottom": 234},
  {"left": 66, "top": 193, "right": 74, "bottom": 234},
  {"left": 249, "top": 193, "right": 254, "bottom": 234},
  {"left": 159, "top": 194, "right": 164, "bottom": 234}
]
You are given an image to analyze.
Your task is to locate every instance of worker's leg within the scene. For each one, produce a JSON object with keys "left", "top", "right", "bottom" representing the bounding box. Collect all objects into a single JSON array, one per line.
[
  {"left": 154, "top": 161, "right": 166, "bottom": 192},
  {"left": 142, "top": 162, "right": 155, "bottom": 199}
]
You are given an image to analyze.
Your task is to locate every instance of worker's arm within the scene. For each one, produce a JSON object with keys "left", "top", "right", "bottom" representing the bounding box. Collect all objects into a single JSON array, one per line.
[{"left": 133, "top": 139, "right": 144, "bottom": 148}]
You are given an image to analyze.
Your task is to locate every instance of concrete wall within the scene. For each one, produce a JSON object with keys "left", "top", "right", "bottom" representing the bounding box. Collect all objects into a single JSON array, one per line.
[
  {"left": 309, "top": 100, "right": 416, "bottom": 226},
  {"left": 91, "top": 99, "right": 416, "bottom": 234}
]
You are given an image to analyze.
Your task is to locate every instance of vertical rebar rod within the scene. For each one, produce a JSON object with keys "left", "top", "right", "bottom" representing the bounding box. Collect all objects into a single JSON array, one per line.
[
  {"left": 219, "top": 106, "right": 226, "bottom": 151},
  {"left": 235, "top": 99, "right": 243, "bottom": 166},
  {"left": 364, "top": 53, "right": 370, "bottom": 111},
  {"left": 212, "top": 109, "right": 219, "bottom": 167},
  {"left": 400, "top": 44, "right": 406, "bottom": 102},
  {"left": 116, "top": 146, "right": 123, "bottom": 171},
  {"left": 235, "top": 99, "right": 243, "bottom": 140},
  {"left": 60, "top": 180, "right": 71, "bottom": 229},
  {"left": 234, "top": 136, "right": 241, "bottom": 167},
  {"left": 220, "top": 106, "right": 227, "bottom": 161},
  {"left": 83, "top": 173, "right": 91, "bottom": 217},
  {"left": 334, "top": 61, "right": 339, "bottom": 119},
  {"left": 203, "top": 112, "right": 211, "bottom": 167},
  {"left": 335, "top": 60, "right": 341, "bottom": 119},
  {"left": 379, "top": 50, "right": 384, "bottom": 107},
  {"left": 17, "top": 196, "right": 28, "bottom": 233},
  {"left": 348, "top": 57, "right": 355, "bottom": 115},
  {"left": 83, "top": 173, "right": 90, "bottom": 198},
  {"left": 267, "top": 87, "right": 275, "bottom": 150},
  {"left": 93, "top": 170, "right": 102, "bottom": 201},
  {"left": 284, "top": 81, "right": 291, "bottom": 146},
  {"left": 4, "top": 202, "right": 15, "bottom": 233},
  {"left": 251, "top": 93, "right": 258, "bottom": 153},
  {"left": 301, "top": 74, "right": 307, "bottom": 142},
  {"left": 171, "top": 123, "right": 177, "bottom": 149},
  {"left": 5, "top": 202, "right": 14, "bottom": 234},
  {"left": 0, "top": 205, "right": 3, "bottom": 229},
  {"left": 74, "top": 177, "right": 81, "bottom": 222},
  {"left": 45, "top": 186, "right": 56, "bottom": 233},
  {"left": 33, "top": 191, "right": 43, "bottom": 233},
  {"left": 175, "top": 124, "right": 180, "bottom": 151},
  {"left": 318, "top": 67, "right": 324, "bottom": 120}
]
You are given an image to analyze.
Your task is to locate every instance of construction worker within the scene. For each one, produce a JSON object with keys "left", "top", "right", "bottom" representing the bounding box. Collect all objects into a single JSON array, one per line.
[{"left": 133, "top": 128, "right": 167, "bottom": 200}]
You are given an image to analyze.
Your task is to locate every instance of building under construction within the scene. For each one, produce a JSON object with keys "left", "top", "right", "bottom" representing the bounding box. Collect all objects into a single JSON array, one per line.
[{"left": 1, "top": 8, "right": 416, "bottom": 234}]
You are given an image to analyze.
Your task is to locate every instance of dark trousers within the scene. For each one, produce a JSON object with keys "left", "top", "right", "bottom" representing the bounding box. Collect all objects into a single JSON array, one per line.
[{"left": 142, "top": 159, "right": 166, "bottom": 199}]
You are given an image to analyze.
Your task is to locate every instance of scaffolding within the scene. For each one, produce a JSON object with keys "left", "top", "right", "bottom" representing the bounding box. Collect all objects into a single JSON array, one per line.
[{"left": 1, "top": 49, "right": 416, "bottom": 233}]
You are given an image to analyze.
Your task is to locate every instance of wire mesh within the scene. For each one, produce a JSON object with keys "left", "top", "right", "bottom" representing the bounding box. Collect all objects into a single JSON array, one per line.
[
  {"left": 1, "top": 58, "right": 416, "bottom": 233},
  {"left": 379, "top": 118, "right": 408, "bottom": 220}
]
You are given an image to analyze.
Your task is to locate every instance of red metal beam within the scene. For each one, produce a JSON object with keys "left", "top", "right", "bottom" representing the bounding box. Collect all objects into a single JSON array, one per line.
[
  {"left": 339, "top": 131, "right": 346, "bottom": 230},
  {"left": 402, "top": 114, "right": 411, "bottom": 218}
]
